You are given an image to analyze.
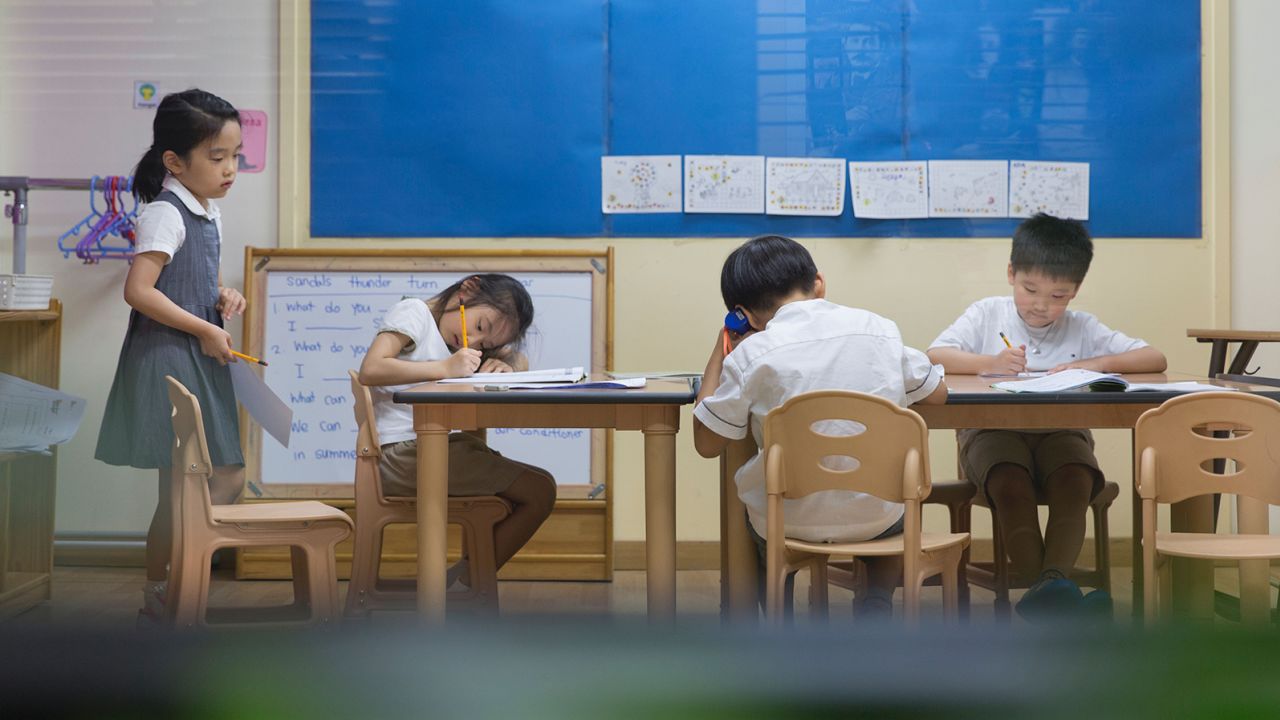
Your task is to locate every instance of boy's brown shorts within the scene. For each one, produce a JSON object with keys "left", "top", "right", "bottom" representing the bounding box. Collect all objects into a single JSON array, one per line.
[
  {"left": 378, "top": 432, "right": 549, "bottom": 498},
  {"left": 959, "top": 429, "right": 1104, "bottom": 502}
]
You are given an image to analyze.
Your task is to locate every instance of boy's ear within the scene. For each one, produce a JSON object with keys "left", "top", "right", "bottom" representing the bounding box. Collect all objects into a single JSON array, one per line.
[
  {"left": 813, "top": 271, "right": 826, "bottom": 299},
  {"left": 740, "top": 306, "right": 765, "bottom": 332},
  {"left": 1006, "top": 263, "right": 1016, "bottom": 286}
]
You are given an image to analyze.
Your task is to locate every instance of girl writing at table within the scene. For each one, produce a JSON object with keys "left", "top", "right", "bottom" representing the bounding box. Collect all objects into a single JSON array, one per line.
[{"left": 358, "top": 274, "right": 556, "bottom": 588}]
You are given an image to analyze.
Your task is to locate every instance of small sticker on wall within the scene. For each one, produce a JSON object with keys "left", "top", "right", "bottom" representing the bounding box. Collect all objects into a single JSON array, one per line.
[
  {"left": 238, "top": 109, "right": 268, "bottom": 173},
  {"left": 134, "top": 82, "right": 160, "bottom": 109}
]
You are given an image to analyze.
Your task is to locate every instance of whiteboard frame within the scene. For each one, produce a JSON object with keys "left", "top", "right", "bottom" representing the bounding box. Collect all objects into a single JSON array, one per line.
[{"left": 240, "top": 247, "right": 614, "bottom": 502}]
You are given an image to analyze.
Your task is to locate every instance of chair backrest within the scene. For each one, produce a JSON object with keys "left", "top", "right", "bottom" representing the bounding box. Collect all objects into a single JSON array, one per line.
[
  {"left": 164, "top": 375, "right": 216, "bottom": 528},
  {"left": 1136, "top": 391, "right": 1280, "bottom": 507},
  {"left": 349, "top": 369, "right": 392, "bottom": 505},
  {"left": 349, "top": 369, "right": 382, "bottom": 455},
  {"left": 762, "top": 390, "right": 931, "bottom": 504}
]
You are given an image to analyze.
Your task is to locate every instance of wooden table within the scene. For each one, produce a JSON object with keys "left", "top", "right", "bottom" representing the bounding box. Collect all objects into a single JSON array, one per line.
[
  {"left": 395, "top": 378, "right": 697, "bottom": 623},
  {"left": 719, "top": 373, "right": 1280, "bottom": 621},
  {"left": 1187, "top": 329, "right": 1280, "bottom": 377}
]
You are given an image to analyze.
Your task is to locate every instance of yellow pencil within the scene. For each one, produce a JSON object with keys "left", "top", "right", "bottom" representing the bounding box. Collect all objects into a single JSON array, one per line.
[
  {"left": 231, "top": 349, "right": 268, "bottom": 366},
  {"left": 459, "top": 304, "right": 469, "bottom": 349},
  {"left": 999, "top": 332, "right": 1013, "bottom": 349}
]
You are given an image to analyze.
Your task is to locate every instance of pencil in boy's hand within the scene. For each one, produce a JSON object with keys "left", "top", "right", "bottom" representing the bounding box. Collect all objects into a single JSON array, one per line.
[
  {"left": 998, "top": 331, "right": 1013, "bottom": 349},
  {"left": 459, "top": 304, "right": 469, "bottom": 349},
  {"left": 231, "top": 349, "right": 268, "bottom": 366}
]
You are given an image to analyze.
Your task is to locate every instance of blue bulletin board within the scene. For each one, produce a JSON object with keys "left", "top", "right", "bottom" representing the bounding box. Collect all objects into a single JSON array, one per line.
[{"left": 311, "top": 1, "right": 1201, "bottom": 238}]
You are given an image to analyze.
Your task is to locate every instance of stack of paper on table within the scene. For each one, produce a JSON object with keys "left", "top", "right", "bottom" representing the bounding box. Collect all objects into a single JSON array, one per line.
[
  {"left": 0, "top": 371, "right": 87, "bottom": 454},
  {"left": 991, "top": 368, "right": 1228, "bottom": 394}
]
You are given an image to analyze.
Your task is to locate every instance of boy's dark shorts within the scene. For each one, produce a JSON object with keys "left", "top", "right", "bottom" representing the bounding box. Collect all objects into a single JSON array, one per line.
[{"left": 959, "top": 429, "right": 1104, "bottom": 502}]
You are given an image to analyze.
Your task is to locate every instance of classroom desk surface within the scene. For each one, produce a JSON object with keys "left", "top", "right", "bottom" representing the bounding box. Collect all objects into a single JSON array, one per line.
[
  {"left": 719, "top": 374, "right": 1280, "bottom": 622},
  {"left": 1187, "top": 328, "right": 1280, "bottom": 377},
  {"left": 394, "top": 377, "right": 698, "bottom": 624}
]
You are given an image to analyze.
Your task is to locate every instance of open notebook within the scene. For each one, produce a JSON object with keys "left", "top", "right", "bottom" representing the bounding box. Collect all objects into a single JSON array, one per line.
[
  {"left": 437, "top": 367, "right": 587, "bottom": 384},
  {"left": 991, "top": 368, "right": 1228, "bottom": 394}
]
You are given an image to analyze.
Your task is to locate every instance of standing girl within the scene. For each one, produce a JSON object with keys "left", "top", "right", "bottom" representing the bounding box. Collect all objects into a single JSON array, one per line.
[
  {"left": 95, "top": 89, "right": 247, "bottom": 619},
  {"left": 358, "top": 274, "right": 557, "bottom": 587}
]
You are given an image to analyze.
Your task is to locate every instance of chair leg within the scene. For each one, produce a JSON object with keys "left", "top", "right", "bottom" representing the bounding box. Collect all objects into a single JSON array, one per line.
[
  {"left": 809, "top": 560, "right": 829, "bottom": 622},
  {"left": 1093, "top": 503, "right": 1112, "bottom": 593},
  {"left": 462, "top": 519, "right": 501, "bottom": 614},
  {"left": 903, "top": 568, "right": 922, "bottom": 628},
  {"left": 290, "top": 545, "right": 313, "bottom": 612},
  {"left": 343, "top": 516, "right": 384, "bottom": 617},
  {"left": 990, "top": 508, "right": 1012, "bottom": 621},
  {"left": 949, "top": 502, "right": 972, "bottom": 618},
  {"left": 1143, "top": 549, "right": 1158, "bottom": 624},
  {"left": 942, "top": 557, "right": 960, "bottom": 623}
]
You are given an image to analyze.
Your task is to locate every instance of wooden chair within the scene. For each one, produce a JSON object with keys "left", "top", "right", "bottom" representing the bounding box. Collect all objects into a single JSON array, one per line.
[
  {"left": 967, "top": 478, "right": 1119, "bottom": 620},
  {"left": 343, "top": 370, "right": 511, "bottom": 617},
  {"left": 762, "top": 390, "right": 970, "bottom": 626},
  {"left": 163, "top": 376, "right": 353, "bottom": 629},
  {"left": 1136, "top": 391, "right": 1280, "bottom": 624}
]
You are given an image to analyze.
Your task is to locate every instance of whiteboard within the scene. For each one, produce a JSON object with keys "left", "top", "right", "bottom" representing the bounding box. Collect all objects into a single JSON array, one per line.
[{"left": 249, "top": 262, "right": 603, "bottom": 495}]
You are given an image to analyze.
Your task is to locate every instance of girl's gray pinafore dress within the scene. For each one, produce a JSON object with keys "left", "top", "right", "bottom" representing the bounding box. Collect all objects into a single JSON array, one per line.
[{"left": 95, "top": 191, "right": 242, "bottom": 469}]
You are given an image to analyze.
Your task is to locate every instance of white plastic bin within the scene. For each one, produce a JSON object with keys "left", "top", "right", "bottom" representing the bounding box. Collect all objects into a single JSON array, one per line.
[{"left": 0, "top": 273, "right": 54, "bottom": 311}]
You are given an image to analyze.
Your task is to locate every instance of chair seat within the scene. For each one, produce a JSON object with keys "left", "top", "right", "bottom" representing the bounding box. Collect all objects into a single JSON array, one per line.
[
  {"left": 786, "top": 531, "right": 970, "bottom": 557},
  {"left": 1153, "top": 532, "right": 1280, "bottom": 560},
  {"left": 211, "top": 501, "right": 352, "bottom": 526}
]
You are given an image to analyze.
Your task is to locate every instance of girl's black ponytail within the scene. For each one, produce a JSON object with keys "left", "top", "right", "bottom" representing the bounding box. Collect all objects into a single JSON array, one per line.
[
  {"left": 132, "top": 88, "right": 240, "bottom": 203},
  {"left": 131, "top": 145, "right": 168, "bottom": 203}
]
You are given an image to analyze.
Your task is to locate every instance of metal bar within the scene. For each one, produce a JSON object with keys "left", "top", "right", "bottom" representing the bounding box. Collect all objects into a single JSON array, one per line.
[{"left": 1, "top": 176, "right": 104, "bottom": 273}]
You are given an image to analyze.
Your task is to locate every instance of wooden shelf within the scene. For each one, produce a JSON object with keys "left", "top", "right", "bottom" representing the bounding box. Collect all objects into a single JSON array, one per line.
[{"left": 0, "top": 305, "right": 59, "bottom": 323}]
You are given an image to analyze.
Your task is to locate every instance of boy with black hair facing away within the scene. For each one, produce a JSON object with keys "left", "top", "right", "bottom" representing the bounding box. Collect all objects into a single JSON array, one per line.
[
  {"left": 928, "top": 213, "right": 1166, "bottom": 620},
  {"left": 693, "top": 235, "right": 948, "bottom": 618}
]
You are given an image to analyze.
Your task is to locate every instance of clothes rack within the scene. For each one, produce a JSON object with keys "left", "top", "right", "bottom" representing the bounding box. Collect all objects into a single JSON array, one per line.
[{"left": 0, "top": 176, "right": 94, "bottom": 274}]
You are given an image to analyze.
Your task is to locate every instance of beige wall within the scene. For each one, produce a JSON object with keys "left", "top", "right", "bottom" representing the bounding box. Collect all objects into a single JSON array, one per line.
[
  {"left": 4, "top": 1, "right": 1271, "bottom": 548},
  {"left": 0, "top": 1, "right": 279, "bottom": 534}
]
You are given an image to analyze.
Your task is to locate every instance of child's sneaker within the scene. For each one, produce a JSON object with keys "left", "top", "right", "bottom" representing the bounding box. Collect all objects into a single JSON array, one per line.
[
  {"left": 136, "top": 582, "right": 168, "bottom": 630},
  {"left": 852, "top": 589, "right": 894, "bottom": 623},
  {"left": 1015, "top": 570, "right": 1082, "bottom": 622},
  {"left": 1078, "top": 589, "right": 1114, "bottom": 620}
]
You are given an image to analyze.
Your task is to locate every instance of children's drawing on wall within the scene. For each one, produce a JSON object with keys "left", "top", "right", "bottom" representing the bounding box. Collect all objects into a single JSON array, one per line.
[
  {"left": 849, "top": 161, "right": 928, "bottom": 219},
  {"left": 601, "top": 155, "right": 682, "bottom": 213},
  {"left": 683, "top": 155, "right": 765, "bottom": 214},
  {"left": 765, "top": 157, "right": 846, "bottom": 216},
  {"left": 1009, "top": 160, "right": 1089, "bottom": 219},
  {"left": 927, "top": 160, "right": 1009, "bottom": 217}
]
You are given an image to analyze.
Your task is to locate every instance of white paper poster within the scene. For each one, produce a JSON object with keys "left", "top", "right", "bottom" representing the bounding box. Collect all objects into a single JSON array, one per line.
[
  {"left": 229, "top": 360, "right": 292, "bottom": 448},
  {"left": 849, "top": 161, "right": 929, "bottom": 219},
  {"left": 1009, "top": 160, "right": 1089, "bottom": 219},
  {"left": 601, "top": 155, "right": 682, "bottom": 213},
  {"left": 766, "top": 157, "right": 846, "bottom": 216},
  {"left": 927, "top": 160, "right": 1009, "bottom": 218},
  {"left": 0, "top": 372, "right": 86, "bottom": 453},
  {"left": 683, "top": 155, "right": 765, "bottom": 214}
]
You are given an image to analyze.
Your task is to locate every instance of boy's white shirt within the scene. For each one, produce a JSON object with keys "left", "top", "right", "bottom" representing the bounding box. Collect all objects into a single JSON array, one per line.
[
  {"left": 133, "top": 175, "right": 223, "bottom": 263},
  {"left": 928, "top": 296, "right": 1147, "bottom": 372},
  {"left": 694, "top": 298, "right": 944, "bottom": 544},
  {"left": 370, "top": 298, "right": 453, "bottom": 445}
]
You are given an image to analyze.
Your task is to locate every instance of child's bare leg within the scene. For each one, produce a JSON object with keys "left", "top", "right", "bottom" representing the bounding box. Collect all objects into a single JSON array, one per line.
[
  {"left": 1040, "top": 464, "right": 1094, "bottom": 577},
  {"left": 146, "top": 468, "right": 171, "bottom": 583},
  {"left": 985, "top": 463, "right": 1043, "bottom": 583},
  {"left": 494, "top": 469, "right": 557, "bottom": 568},
  {"left": 209, "top": 465, "right": 245, "bottom": 505}
]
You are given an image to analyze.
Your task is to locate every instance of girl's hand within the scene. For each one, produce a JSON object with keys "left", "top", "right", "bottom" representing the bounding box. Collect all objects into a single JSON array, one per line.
[
  {"left": 197, "top": 324, "right": 235, "bottom": 365},
  {"left": 983, "top": 345, "right": 1027, "bottom": 375},
  {"left": 478, "top": 357, "right": 514, "bottom": 373},
  {"left": 443, "top": 347, "right": 483, "bottom": 377},
  {"left": 216, "top": 287, "right": 246, "bottom": 320}
]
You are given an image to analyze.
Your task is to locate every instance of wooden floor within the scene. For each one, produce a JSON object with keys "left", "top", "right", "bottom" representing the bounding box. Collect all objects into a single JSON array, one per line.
[{"left": 6, "top": 563, "right": 1160, "bottom": 629}]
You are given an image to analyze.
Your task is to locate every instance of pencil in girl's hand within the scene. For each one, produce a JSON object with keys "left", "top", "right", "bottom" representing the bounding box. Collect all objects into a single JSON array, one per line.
[
  {"left": 459, "top": 304, "right": 469, "bottom": 349},
  {"left": 231, "top": 350, "right": 268, "bottom": 366}
]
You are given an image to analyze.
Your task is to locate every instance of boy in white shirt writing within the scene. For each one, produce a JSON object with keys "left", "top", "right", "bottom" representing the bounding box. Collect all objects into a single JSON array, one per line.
[{"left": 928, "top": 213, "right": 1166, "bottom": 620}]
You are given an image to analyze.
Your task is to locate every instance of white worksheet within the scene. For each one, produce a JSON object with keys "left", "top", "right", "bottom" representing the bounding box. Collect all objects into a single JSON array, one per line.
[
  {"left": 765, "top": 157, "right": 846, "bottom": 216},
  {"left": 602, "top": 155, "right": 682, "bottom": 213},
  {"left": 849, "top": 161, "right": 928, "bottom": 219},
  {"left": 683, "top": 155, "right": 765, "bottom": 214},
  {"left": 927, "top": 160, "right": 1009, "bottom": 217},
  {"left": 1009, "top": 160, "right": 1090, "bottom": 219}
]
